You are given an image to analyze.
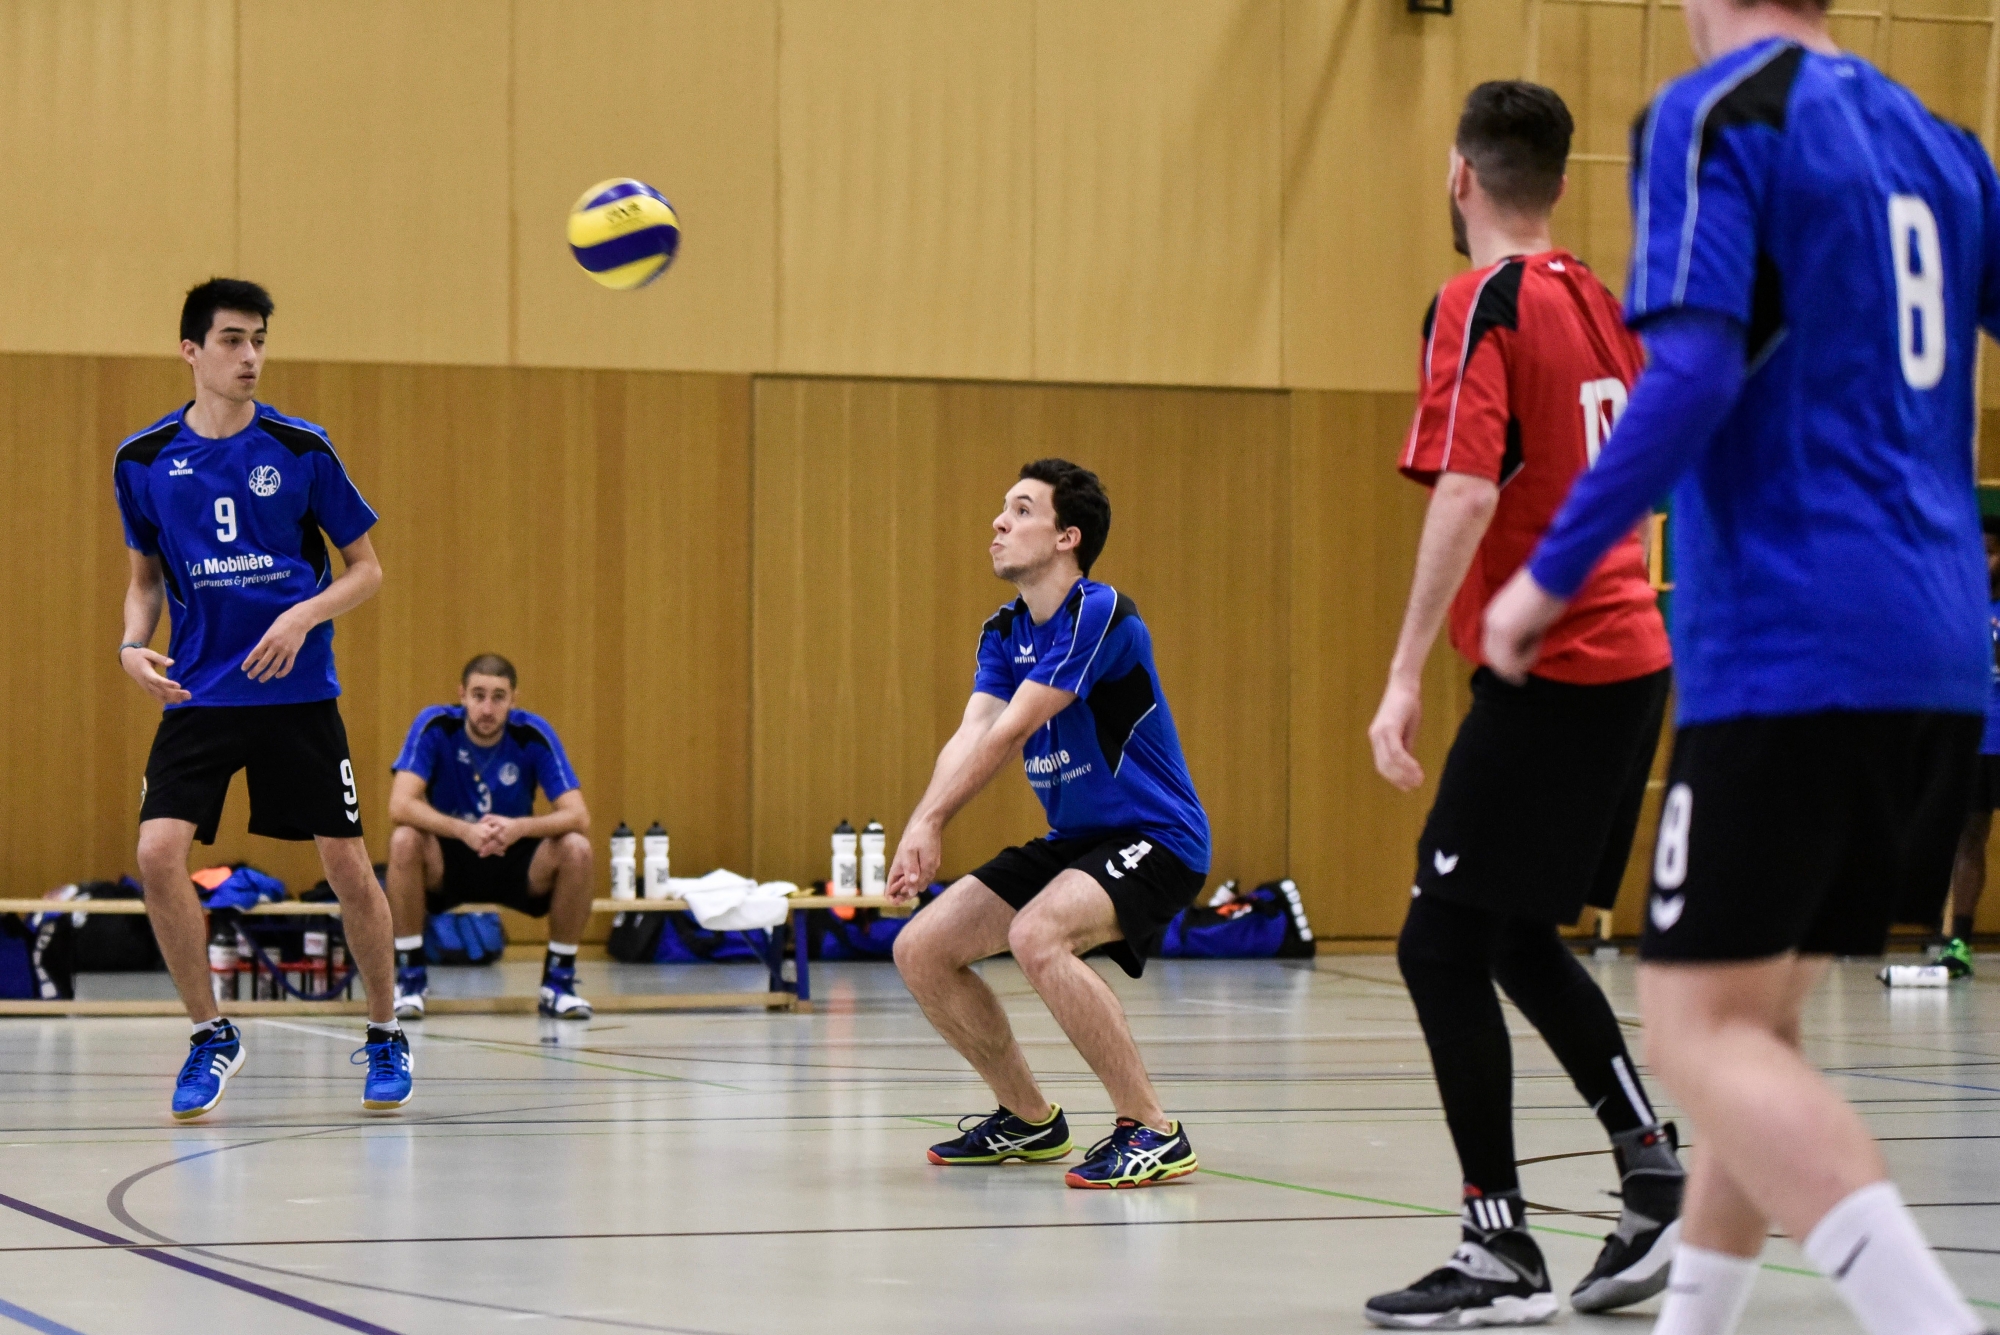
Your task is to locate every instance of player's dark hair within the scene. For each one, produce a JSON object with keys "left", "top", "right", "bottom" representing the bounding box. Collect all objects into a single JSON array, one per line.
[
  {"left": 462, "top": 653, "right": 518, "bottom": 688},
  {"left": 1456, "top": 81, "right": 1573, "bottom": 213},
  {"left": 1018, "top": 459, "right": 1111, "bottom": 576},
  {"left": 181, "top": 278, "right": 274, "bottom": 346}
]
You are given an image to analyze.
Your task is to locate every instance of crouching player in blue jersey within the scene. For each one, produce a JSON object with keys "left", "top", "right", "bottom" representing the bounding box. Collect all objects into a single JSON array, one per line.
[
  {"left": 888, "top": 460, "right": 1210, "bottom": 1188},
  {"left": 115, "top": 279, "right": 411, "bottom": 1119},
  {"left": 386, "top": 654, "right": 595, "bottom": 1020},
  {"left": 1485, "top": 0, "right": 1997, "bottom": 1331}
]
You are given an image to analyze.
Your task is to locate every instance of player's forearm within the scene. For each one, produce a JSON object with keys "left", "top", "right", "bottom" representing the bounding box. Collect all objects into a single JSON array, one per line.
[
  {"left": 1389, "top": 474, "right": 1498, "bottom": 683},
  {"left": 908, "top": 724, "right": 1021, "bottom": 836},
  {"left": 389, "top": 792, "right": 470, "bottom": 841},
  {"left": 120, "top": 576, "right": 165, "bottom": 647},
  {"left": 289, "top": 555, "right": 382, "bottom": 629},
  {"left": 512, "top": 806, "right": 588, "bottom": 840}
]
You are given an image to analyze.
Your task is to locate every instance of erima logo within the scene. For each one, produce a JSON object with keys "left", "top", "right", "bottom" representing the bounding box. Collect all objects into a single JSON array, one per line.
[
  {"left": 1023, "top": 751, "right": 1072, "bottom": 775},
  {"left": 168, "top": 458, "right": 193, "bottom": 476},
  {"left": 1015, "top": 643, "right": 1036, "bottom": 663},
  {"left": 1650, "top": 894, "right": 1686, "bottom": 932},
  {"left": 248, "top": 464, "right": 281, "bottom": 497},
  {"left": 1433, "top": 850, "right": 1459, "bottom": 876},
  {"left": 187, "top": 553, "right": 275, "bottom": 576}
]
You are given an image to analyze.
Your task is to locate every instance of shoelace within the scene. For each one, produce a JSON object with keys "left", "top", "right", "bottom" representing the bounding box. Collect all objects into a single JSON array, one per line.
[
  {"left": 177, "top": 1030, "right": 233, "bottom": 1087},
  {"left": 954, "top": 1108, "right": 1013, "bottom": 1143},
  {"left": 1078, "top": 1121, "right": 1141, "bottom": 1166},
  {"left": 349, "top": 1040, "right": 406, "bottom": 1080}
]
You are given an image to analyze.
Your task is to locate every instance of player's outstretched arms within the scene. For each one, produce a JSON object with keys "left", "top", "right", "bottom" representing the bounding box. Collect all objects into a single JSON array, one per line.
[
  {"left": 388, "top": 769, "right": 500, "bottom": 857},
  {"left": 242, "top": 533, "right": 384, "bottom": 683},
  {"left": 1370, "top": 472, "right": 1498, "bottom": 791},
  {"left": 117, "top": 550, "right": 190, "bottom": 705},
  {"left": 886, "top": 683, "right": 1075, "bottom": 902}
]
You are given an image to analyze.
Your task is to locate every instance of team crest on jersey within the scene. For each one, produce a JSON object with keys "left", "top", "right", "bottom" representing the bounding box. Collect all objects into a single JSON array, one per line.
[
  {"left": 248, "top": 465, "right": 281, "bottom": 497},
  {"left": 498, "top": 762, "right": 520, "bottom": 786}
]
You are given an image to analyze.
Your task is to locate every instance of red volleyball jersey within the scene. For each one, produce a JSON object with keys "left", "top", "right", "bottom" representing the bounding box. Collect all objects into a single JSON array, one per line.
[{"left": 1400, "top": 250, "right": 1670, "bottom": 685}]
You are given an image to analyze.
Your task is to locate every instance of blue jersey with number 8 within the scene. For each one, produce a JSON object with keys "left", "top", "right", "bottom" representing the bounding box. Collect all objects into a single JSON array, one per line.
[{"left": 1629, "top": 39, "right": 2000, "bottom": 722}]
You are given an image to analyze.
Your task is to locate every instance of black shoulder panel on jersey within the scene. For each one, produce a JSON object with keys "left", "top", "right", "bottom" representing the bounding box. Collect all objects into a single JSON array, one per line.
[
  {"left": 424, "top": 712, "right": 467, "bottom": 741},
  {"left": 1701, "top": 43, "right": 1804, "bottom": 161},
  {"left": 299, "top": 507, "right": 330, "bottom": 583},
  {"left": 1463, "top": 260, "right": 1525, "bottom": 366},
  {"left": 1087, "top": 664, "right": 1158, "bottom": 777},
  {"left": 260, "top": 417, "right": 336, "bottom": 459},
  {"left": 114, "top": 415, "right": 186, "bottom": 469},
  {"left": 1109, "top": 591, "right": 1138, "bottom": 632},
  {"left": 983, "top": 601, "right": 1023, "bottom": 641},
  {"left": 506, "top": 718, "right": 556, "bottom": 752},
  {"left": 1421, "top": 293, "right": 1439, "bottom": 343}
]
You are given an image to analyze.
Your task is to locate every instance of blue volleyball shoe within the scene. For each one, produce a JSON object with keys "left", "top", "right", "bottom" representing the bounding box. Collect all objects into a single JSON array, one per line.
[
  {"left": 537, "top": 963, "right": 594, "bottom": 1020},
  {"left": 927, "top": 1106, "right": 1074, "bottom": 1165},
  {"left": 352, "top": 1029, "right": 413, "bottom": 1111},
  {"left": 171, "top": 1021, "right": 246, "bottom": 1121},
  {"left": 392, "top": 964, "right": 428, "bottom": 1021},
  {"left": 1065, "top": 1118, "right": 1198, "bottom": 1188}
]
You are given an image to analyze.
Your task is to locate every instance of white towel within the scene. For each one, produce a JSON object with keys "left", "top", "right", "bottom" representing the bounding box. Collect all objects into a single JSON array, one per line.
[{"left": 674, "top": 870, "right": 795, "bottom": 931}]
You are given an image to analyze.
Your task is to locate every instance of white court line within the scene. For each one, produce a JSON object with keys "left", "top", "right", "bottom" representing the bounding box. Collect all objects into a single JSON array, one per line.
[{"left": 254, "top": 1019, "right": 366, "bottom": 1044}]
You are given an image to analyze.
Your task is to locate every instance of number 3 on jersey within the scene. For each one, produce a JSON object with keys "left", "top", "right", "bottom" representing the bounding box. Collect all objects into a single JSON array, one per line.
[
  {"left": 1579, "top": 379, "right": 1628, "bottom": 467},
  {"left": 1103, "top": 840, "right": 1152, "bottom": 881},
  {"left": 1889, "top": 194, "right": 1945, "bottom": 390}
]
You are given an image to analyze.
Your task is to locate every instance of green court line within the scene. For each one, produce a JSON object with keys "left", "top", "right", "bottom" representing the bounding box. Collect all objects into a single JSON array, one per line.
[
  {"left": 1204, "top": 1168, "right": 2000, "bottom": 1308},
  {"left": 902, "top": 1116, "right": 956, "bottom": 1129}
]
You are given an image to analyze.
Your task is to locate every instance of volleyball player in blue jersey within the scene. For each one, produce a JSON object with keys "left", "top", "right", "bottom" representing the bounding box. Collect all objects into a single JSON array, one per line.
[
  {"left": 114, "top": 280, "right": 411, "bottom": 1119},
  {"left": 887, "top": 460, "right": 1210, "bottom": 1189},
  {"left": 1485, "top": 0, "right": 1995, "bottom": 1330}
]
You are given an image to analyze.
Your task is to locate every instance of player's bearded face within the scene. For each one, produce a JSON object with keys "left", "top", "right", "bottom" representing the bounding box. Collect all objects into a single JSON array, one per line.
[
  {"left": 991, "top": 482, "right": 1065, "bottom": 582},
  {"left": 460, "top": 675, "right": 514, "bottom": 744}
]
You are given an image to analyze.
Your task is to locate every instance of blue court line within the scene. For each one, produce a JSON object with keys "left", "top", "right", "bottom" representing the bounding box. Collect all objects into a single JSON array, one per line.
[
  {"left": 0, "top": 1296, "right": 85, "bottom": 1335},
  {"left": 0, "top": 1192, "right": 400, "bottom": 1334}
]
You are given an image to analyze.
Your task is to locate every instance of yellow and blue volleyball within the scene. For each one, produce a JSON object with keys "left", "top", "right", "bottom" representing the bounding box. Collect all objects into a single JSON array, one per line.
[{"left": 567, "top": 179, "right": 680, "bottom": 290}]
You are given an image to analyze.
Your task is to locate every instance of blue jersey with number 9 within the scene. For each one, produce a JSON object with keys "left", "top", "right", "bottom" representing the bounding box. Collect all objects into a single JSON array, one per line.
[{"left": 1628, "top": 40, "right": 2000, "bottom": 723}]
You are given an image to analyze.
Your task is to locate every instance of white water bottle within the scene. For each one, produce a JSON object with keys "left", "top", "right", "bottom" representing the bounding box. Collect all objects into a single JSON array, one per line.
[
  {"left": 831, "top": 820, "right": 859, "bottom": 899},
  {"left": 1879, "top": 964, "right": 1949, "bottom": 988},
  {"left": 610, "top": 822, "right": 637, "bottom": 900},
  {"left": 643, "top": 822, "right": 670, "bottom": 900},
  {"left": 860, "top": 820, "right": 887, "bottom": 899}
]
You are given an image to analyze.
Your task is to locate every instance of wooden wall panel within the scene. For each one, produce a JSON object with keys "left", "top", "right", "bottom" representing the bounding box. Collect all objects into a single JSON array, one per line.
[
  {"left": 1034, "top": 1, "right": 1283, "bottom": 387},
  {"left": 513, "top": 0, "right": 777, "bottom": 373},
  {"left": 239, "top": 2, "right": 511, "bottom": 365},
  {"left": 0, "top": 354, "right": 751, "bottom": 940},
  {"left": 1281, "top": 0, "right": 1532, "bottom": 392},
  {"left": 0, "top": 1, "right": 237, "bottom": 356},
  {"left": 751, "top": 377, "right": 1290, "bottom": 889},
  {"left": 776, "top": 1, "right": 1035, "bottom": 380},
  {"left": 1288, "top": 390, "right": 1475, "bottom": 938}
]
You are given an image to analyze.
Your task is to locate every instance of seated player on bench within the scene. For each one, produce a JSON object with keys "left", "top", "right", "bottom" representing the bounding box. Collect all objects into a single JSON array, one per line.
[{"left": 386, "top": 654, "right": 595, "bottom": 1020}]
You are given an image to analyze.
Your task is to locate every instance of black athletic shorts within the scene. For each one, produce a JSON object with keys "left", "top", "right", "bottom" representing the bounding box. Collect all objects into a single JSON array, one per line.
[
  {"left": 1414, "top": 667, "right": 1670, "bottom": 925},
  {"left": 430, "top": 837, "right": 549, "bottom": 916},
  {"left": 140, "top": 700, "right": 362, "bottom": 844},
  {"left": 970, "top": 831, "right": 1206, "bottom": 979},
  {"left": 1970, "top": 753, "right": 2000, "bottom": 812},
  {"left": 1640, "top": 711, "right": 1979, "bottom": 962}
]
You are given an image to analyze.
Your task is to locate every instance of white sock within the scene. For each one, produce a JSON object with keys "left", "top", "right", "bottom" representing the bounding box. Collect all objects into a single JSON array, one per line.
[
  {"left": 546, "top": 941, "right": 579, "bottom": 956},
  {"left": 191, "top": 1018, "right": 222, "bottom": 1039},
  {"left": 1653, "top": 1245, "right": 1758, "bottom": 1335},
  {"left": 368, "top": 1019, "right": 402, "bottom": 1037},
  {"left": 1802, "top": 1181, "right": 1981, "bottom": 1335},
  {"left": 393, "top": 934, "right": 425, "bottom": 952}
]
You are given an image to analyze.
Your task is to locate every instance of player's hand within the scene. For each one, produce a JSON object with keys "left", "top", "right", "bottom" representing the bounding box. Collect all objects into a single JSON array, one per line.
[
  {"left": 482, "top": 815, "right": 522, "bottom": 853},
  {"left": 242, "top": 606, "right": 315, "bottom": 683},
  {"left": 1483, "top": 569, "right": 1569, "bottom": 685},
  {"left": 886, "top": 820, "right": 941, "bottom": 905},
  {"left": 1368, "top": 676, "right": 1426, "bottom": 792},
  {"left": 458, "top": 819, "right": 504, "bottom": 858},
  {"left": 121, "top": 646, "right": 191, "bottom": 705}
]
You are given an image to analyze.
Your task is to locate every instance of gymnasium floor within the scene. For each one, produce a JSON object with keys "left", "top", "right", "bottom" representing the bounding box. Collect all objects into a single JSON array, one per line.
[{"left": 0, "top": 956, "right": 1993, "bottom": 1334}]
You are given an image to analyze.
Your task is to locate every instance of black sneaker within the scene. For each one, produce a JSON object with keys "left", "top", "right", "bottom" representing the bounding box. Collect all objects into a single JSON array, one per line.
[
  {"left": 1570, "top": 1122, "right": 1685, "bottom": 1313},
  {"left": 926, "top": 1105, "right": 1073, "bottom": 1165},
  {"left": 1365, "top": 1218, "right": 1557, "bottom": 1328}
]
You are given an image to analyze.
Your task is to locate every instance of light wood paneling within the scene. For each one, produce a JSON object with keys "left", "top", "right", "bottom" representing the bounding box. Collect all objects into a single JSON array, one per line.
[
  {"left": 1282, "top": 0, "right": 1533, "bottom": 392},
  {"left": 513, "top": 0, "right": 777, "bottom": 373},
  {"left": 0, "top": 0, "right": 237, "bottom": 356},
  {"left": 1288, "top": 390, "right": 1474, "bottom": 938},
  {"left": 0, "top": 354, "right": 751, "bottom": 940},
  {"left": 751, "top": 377, "right": 1290, "bottom": 889},
  {"left": 1035, "top": 1, "right": 1283, "bottom": 387},
  {"left": 776, "top": 1, "right": 1035, "bottom": 380},
  {"left": 239, "top": 2, "right": 511, "bottom": 365}
]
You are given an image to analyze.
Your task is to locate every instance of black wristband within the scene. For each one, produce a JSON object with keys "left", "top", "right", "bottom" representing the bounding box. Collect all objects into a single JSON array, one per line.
[{"left": 118, "top": 641, "right": 146, "bottom": 659}]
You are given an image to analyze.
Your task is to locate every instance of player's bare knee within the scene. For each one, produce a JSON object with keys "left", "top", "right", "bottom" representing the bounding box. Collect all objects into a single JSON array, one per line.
[
  {"left": 135, "top": 830, "right": 185, "bottom": 886},
  {"left": 558, "top": 832, "right": 592, "bottom": 871},
  {"left": 387, "top": 823, "right": 425, "bottom": 864},
  {"left": 1006, "top": 913, "right": 1069, "bottom": 975}
]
